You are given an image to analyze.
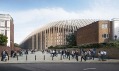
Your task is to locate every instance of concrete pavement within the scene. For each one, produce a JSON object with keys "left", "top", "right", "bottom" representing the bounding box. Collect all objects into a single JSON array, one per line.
[{"left": 0, "top": 51, "right": 119, "bottom": 63}]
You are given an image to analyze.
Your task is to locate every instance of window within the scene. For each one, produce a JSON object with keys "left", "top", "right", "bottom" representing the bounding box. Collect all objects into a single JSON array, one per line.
[
  {"left": 102, "top": 24, "right": 108, "bottom": 29},
  {"left": 0, "top": 21, "right": 5, "bottom": 27},
  {"left": 104, "top": 34, "right": 106, "bottom": 38},
  {"left": 107, "top": 34, "right": 109, "bottom": 38},
  {"left": 0, "top": 30, "right": 5, "bottom": 35},
  {"left": 102, "top": 34, "right": 109, "bottom": 38}
]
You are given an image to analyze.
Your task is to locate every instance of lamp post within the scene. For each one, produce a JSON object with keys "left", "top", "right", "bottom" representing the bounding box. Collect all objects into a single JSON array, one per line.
[
  {"left": 114, "top": 35, "right": 117, "bottom": 41},
  {"left": 10, "top": 40, "right": 13, "bottom": 50},
  {"left": 10, "top": 40, "right": 13, "bottom": 58}
]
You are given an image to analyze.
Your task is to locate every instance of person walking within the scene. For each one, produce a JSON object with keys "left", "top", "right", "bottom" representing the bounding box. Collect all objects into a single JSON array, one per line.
[
  {"left": 81, "top": 51, "right": 86, "bottom": 61},
  {"left": 11, "top": 50, "right": 14, "bottom": 57},
  {"left": 1, "top": 50, "right": 4, "bottom": 61},
  {"left": 98, "top": 51, "right": 101, "bottom": 61},
  {"left": 103, "top": 50, "right": 107, "bottom": 60},
  {"left": 1, "top": 50, "right": 8, "bottom": 61},
  {"left": 75, "top": 50, "right": 79, "bottom": 61},
  {"left": 91, "top": 50, "right": 95, "bottom": 60},
  {"left": 100, "top": 51, "right": 104, "bottom": 61}
]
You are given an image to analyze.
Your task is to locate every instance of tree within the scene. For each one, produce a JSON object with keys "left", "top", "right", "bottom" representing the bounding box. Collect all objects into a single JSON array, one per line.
[
  {"left": 48, "top": 46, "right": 54, "bottom": 49},
  {"left": 66, "top": 33, "right": 76, "bottom": 46},
  {"left": 0, "top": 34, "right": 8, "bottom": 46},
  {"left": 14, "top": 43, "right": 19, "bottom": 47}
]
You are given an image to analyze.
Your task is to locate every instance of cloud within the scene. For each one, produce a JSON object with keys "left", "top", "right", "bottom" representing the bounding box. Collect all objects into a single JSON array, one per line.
[
  {"left": 11, "top": 8, "right": 81, "bottom": 44},
  {"left": 11, "top": 7, "right": 119, "bottom": 43},
  {"left": 1, "top": 0, "right": 119, "bottom": 44}
]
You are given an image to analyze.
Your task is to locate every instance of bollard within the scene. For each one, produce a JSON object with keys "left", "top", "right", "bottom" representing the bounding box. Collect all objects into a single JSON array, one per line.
[
  {"left": 52, "top": 56, "right": 53, "bottom": 60},
  {"left": 35, "top": 55, "right": 36, "bottom": 60},
  {"left": 44, "top": 55, "right": 45, "bottom": 60},
  {"left": 8, "top": 55, "right": 9, "bottom": 61},
  {"left": 76, "top": 56, "right": 78, "bottom": 61},
  {"left": 69, "top": 55, "right": 70, "bottom": 60},
  {"left": 26, "top": 55, "right": 27, "bottom": 61},
  {"left": 17, "top": 55, "right": 18, "bottom": 61},
  {"left": 60, "top": 55, "right": 62, "bottom": 60}
]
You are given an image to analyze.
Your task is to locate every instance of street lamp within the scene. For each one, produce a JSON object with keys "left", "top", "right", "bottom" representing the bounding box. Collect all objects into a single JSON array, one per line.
[
  {"left": 114, "top": 35, "right": 117, "bottom": 40},
  {"left": 10, "top": 41, "right": 12, "bottom": 50}
]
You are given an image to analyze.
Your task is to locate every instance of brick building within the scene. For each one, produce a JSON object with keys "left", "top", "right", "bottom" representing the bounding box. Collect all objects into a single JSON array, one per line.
[{"left": 76, "top": 19, "right": 119, "bottom": 46}]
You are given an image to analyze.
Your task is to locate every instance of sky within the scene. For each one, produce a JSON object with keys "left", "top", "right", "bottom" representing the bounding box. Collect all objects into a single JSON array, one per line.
[{"left": 0, "top": 0, "right": 119, "bottom": 44}]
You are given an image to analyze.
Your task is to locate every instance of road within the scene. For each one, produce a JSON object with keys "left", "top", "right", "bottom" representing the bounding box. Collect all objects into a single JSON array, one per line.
[{"left": 0, "top": 63, "right": 119, "bottom": 71}]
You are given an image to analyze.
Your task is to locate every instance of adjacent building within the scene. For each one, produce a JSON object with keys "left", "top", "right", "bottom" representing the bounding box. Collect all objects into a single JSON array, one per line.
[
  {"left": 0, "top": 14, "right": 14, "bottom": 49},
  {"left": 76, "top": 19, "right": 119, "bottom": 46},
  {"left": 76, "top": 20, "right": 112, "bottom": 45}
]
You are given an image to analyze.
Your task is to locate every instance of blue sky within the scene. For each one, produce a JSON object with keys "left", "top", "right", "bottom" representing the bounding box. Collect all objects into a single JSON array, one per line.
[
  {"left": 0, "top": 0, "right": 119, "bottom": 44},
  {"left": 0, "top": 0, "right": 91, "bottom": 11}
]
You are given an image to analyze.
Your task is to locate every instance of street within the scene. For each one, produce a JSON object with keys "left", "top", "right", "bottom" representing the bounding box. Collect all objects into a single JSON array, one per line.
[{"left": 0, "top": 63, "right": 119, "bottom": 71}]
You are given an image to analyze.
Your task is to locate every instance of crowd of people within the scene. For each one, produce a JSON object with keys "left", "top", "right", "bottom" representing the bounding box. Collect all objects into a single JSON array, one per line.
[
  {"left": 47, "top": 49, "right": 107, "bottom": 62},
  {"left": 0, "top": 49, "right": 30, "bottom": 62},
  {"left": 80, "top": 49, "right": 96, "bottom": 61},
  {"left": 98, "top": 50, "right": 107, "bottom": 61},
  {"left": 1, "top": 50, "right": 8, "bottom": 61},
  {"left": 0, "top": 48, "right": 108, "bottom": 62}
]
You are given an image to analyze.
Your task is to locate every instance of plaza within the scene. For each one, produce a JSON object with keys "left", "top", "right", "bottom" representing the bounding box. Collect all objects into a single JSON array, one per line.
[{"left": 0, "top": 50, "right": 119, "bottom": 63}]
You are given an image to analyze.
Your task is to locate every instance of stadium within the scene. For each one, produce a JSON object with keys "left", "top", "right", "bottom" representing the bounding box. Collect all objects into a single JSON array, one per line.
[{"left": 20, "top": 19, "right": 98, "bottom": 50}]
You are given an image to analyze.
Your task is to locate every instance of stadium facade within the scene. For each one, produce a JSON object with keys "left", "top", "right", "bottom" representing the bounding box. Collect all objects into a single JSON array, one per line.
[
  {"left": 20, "top": 19, "right": 98, "bottom": 50},
  {"left": 20, "top": 19, "right": 119, "bottom": 50},
  {"left": 0, "top": 14, "right": 14, "bottom": 49}
]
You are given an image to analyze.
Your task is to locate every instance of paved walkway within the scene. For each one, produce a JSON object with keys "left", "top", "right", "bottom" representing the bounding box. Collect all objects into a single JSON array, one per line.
[{"left": 0, "top": 51, "right": 119, "bottom": 63}]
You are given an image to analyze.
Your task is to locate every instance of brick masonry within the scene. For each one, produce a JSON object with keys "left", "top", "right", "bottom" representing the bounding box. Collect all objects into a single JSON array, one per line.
[
  {"left": 76, "top": 20, "right": 112, "bottom": 46},
  {"left": 83, "top": 47, "right": 119, "bottom": 59}
]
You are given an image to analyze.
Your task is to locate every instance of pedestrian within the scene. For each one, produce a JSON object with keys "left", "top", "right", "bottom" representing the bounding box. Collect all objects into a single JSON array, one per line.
[
  {"left": 100, "top": 51, "right": 104, "bottom": 61},
  {"left": 1, "top": 50, "right": 8, "bottom": 61},
  {"left": 103, "top": 50, "right": 107, "bottom": 60},
  {"left": 62, "top": 50, "right": 65, "bottom": 59},
  {"left": 71, "top": 50, "right": 75, "bottom": 59},
  {"left": 1, "top": 50, "right": 4, "bottom": 61},
  {"left": 98, "top": 51, "right": 101, "bottom": 61},
  {"left": 91, "top": 50, "right": 95, "bottom": 60},
  {"left": 11, "top": 50, "right": 14, "bottom": 57},
  {"left": 75, "top": 50, "right": 79, "bottom": 61},
  {"left": 67, "top": 51, "right": 70, "bottom": 58},
  {"left": 25, "top": 49, "right": 28, "bottom": 54},
  {"left": 81, "top": 51, "right": 86, "bottom": 61}
]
